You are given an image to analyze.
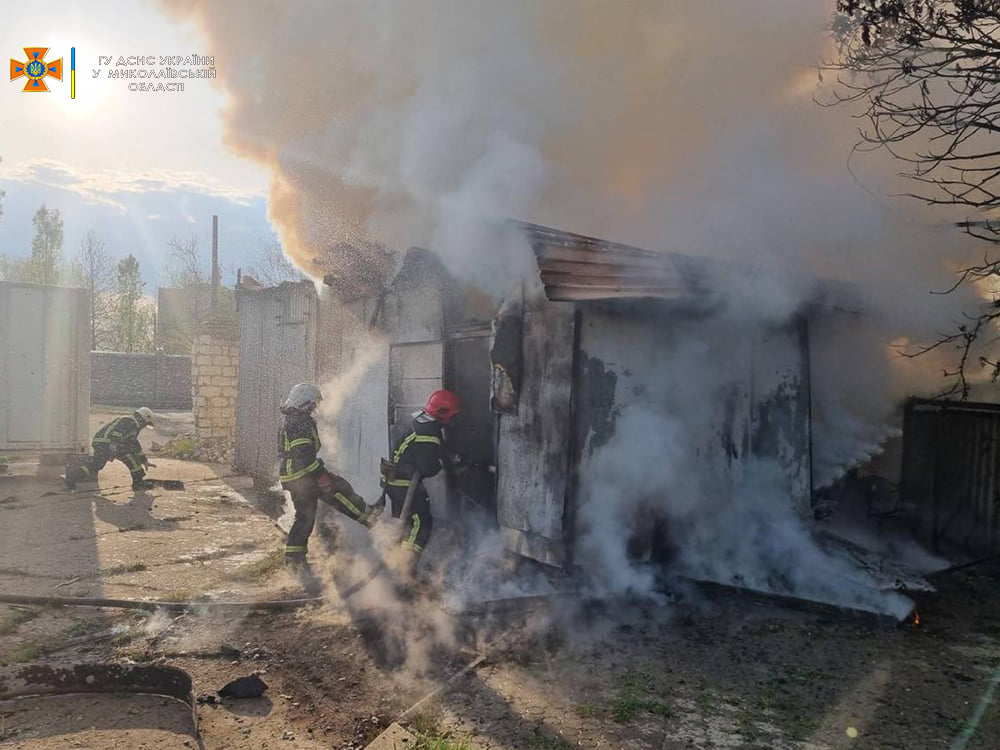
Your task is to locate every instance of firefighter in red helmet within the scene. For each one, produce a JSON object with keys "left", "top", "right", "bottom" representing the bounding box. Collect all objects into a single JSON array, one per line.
[{"left": 380, "top": 389, "right": 460, "bottom": 576}]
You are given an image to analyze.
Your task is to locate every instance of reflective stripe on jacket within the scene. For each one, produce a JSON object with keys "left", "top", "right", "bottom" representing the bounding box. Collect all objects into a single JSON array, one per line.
[
  {"left": 92, "top": 415, "right": 146, "bottom": 464},
  {"left": 278, "top": 408, "right": 324, "bottom": 483},
  {"left": 381, "top": 413, "right": 444, "bottom": 488}
]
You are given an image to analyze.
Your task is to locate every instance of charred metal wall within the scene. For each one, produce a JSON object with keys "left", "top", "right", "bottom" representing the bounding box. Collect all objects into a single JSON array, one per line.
[
  {"left": 902, "top": 399, "right": 1000, "bottom": 555},
  {"left": 495, "top": 295, "right": 577, "bottom": 566},
  {"left": 506, "top": 303, "right": 812, "bottom": 568},
  {"left": 750, "top": 319, "right": 812, "bottom": 511}
]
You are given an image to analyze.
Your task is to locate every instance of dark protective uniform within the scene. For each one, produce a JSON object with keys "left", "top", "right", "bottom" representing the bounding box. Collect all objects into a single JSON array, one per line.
[
  {"left": 381, "top": 413, "right": 445, "bottom": 554},
  {"left": 278, "top": 407, "right": 378, "bottom": 561},
  {"left": 68, "top": 415, "right": 148, "bottom": 485}
]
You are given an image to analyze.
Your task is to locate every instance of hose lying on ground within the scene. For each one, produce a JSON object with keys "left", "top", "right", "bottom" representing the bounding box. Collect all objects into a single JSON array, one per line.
[{"left": 0, "top": 592, "right": 322, "bottom": 613}]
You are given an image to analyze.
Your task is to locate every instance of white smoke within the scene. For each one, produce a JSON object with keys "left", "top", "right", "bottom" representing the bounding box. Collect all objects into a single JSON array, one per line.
[{"left": 160, "top": 0, "right": 988, "bottom": 613}]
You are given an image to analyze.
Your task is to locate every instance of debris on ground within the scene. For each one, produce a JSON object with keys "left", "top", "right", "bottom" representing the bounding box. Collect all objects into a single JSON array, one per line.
[{"left": 218, "top": 674, "right": 269, "bottom": 699}]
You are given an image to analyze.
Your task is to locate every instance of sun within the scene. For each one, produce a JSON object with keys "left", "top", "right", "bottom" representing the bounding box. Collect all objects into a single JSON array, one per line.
[{"left": 38, "top": 35, "right": 108, "bottom": 117}]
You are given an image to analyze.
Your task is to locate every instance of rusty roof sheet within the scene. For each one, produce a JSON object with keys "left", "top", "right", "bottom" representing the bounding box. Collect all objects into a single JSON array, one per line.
[{"left": 518, "top": 221, "right": 712, "bottom": 303}]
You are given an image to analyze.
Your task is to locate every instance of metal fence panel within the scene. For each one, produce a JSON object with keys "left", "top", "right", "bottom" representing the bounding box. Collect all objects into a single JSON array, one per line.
[
  {"left": 0, "top": 281, "right": 90, "bottom": 453},
  {"left": 234, "top": 283, "right": 318, "bottom": 481},
  {"left": 902, "top": 399, "right": 1000, "bottom": 554}
]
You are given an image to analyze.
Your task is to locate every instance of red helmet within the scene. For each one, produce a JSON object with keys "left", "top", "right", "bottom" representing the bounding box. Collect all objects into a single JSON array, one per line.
[{"left": 425, "top": 389, "right": 461, "bottom": 423}]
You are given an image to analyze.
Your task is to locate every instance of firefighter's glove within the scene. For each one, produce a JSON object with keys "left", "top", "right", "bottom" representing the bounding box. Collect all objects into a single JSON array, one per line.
[{"left": 364, "top": 496, "right": 386, "bottom": 529}]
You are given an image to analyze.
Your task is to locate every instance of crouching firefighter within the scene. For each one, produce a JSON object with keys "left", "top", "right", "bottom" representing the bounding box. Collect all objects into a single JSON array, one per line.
[
  {"left": 64, "top": 408, "right": 156, "bottom": 490},
  {"left": 380, "top": 389, "right": 461, "bottom": 575},
  {"left": 279, "top": 383, "right": 384, "bottom": 566}
]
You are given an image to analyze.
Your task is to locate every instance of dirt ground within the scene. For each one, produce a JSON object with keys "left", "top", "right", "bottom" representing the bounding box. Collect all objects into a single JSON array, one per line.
[{"left": 3, "top": 412, "right": 1000, "bottom": 749}]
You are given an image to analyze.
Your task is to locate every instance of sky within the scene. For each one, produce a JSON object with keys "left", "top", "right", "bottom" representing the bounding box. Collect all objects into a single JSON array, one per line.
[{"left": 0, "top": 0, "right": 274, "bottom": 287}]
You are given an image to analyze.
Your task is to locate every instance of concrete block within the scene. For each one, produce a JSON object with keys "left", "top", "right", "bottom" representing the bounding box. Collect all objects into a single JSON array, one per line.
[
  {"left": 222, "top": 366, "right": 237, "bottom": 378},
  {"left": 212, "top": 355, "right": 231, "bottom": 366},
  {"left": 364, "top": 723, "right": 418, "bottom": 750},
  {"left": 201, "top": 366, "right": 222, "bottom": 377},
  {"left": 210, "top": 396, "right": 230, "bottom": 407},
  {"left": 199, "top": 386, "right": 221, "bottom": 398}
]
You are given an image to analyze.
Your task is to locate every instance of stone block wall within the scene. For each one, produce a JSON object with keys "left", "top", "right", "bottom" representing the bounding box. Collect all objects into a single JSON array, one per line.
[{"left": 192, "top": 320, "right": 239, "bottom": 463}]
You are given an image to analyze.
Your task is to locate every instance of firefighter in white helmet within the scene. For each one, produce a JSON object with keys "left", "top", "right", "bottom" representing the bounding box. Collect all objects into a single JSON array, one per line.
[
  {"left": 278, "top": 383, "right": 383, "bottom": 566},
  {"left": 65, "top": 407, "right": 156, "bottom": 490}
]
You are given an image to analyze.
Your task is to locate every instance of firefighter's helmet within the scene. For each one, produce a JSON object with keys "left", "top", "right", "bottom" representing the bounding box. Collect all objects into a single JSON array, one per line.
[
  {"left": 284, "top": 383, "right": 323, "bottom": 411},
  {"left": 424, "top": 389, "right": 461, "bottom": 423},
  {"left": 134, "top": 407, "right": 154, "bottom": 427}
]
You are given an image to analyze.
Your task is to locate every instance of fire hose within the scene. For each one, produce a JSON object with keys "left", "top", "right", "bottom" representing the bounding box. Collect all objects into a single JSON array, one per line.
[{"left": 0, "top": 592, "right": 322, "bottom": 612}]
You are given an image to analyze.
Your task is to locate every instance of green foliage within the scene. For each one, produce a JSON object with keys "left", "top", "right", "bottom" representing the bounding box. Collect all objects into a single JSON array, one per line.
[
  {"left": 1, "top": 642, "right": 40, "bottom": 665},
  {"left": 0, "top": 608, "right": 38, "bottom": 636},
  {"left": 71, "top": 231, "right": 116, "bottom": 350},
  {"left": 229, "top": 549, "right": 285, "bottom": 582},
  {"left": 416, "top": 738, "right": 473, "bottom": 750},
  {"left": 112, "top": 254, "right": 154, "bottom": 352},
  {"left": 102, "top": 562, "right": 148, "bottom": 576},
  {"left": 574, "top": 702, "right": 600, "bottom": 718},
  {"left": 611, "top": 669, "right": 673, "bottom": 724},
  {"left": 28, "top": 204, "right": 64, "bottom": 284},
  {"left": 163, "top": 435, "right": 200, "bottom": 459},
  {"left": 522, "top": 727, "right": 573, "bottom": 749}
]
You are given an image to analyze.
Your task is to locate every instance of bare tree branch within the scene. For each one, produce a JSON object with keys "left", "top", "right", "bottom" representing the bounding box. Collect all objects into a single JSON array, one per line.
[{"left": 823, "top": 1, "right": 1000, "bottom": 398}]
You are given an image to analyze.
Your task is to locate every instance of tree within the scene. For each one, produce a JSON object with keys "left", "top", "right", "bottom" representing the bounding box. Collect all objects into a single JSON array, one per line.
[
  {"left": 26, "top": 205, "right": 64, "bottom": 285},
  {"left": 112, "top": 254, "right": 153, "bottom": 353},
  {"left": 243, "top": 237, "right": 305, "bottom": 286},
  {"left": 70, "top": 232, "right": 116, "bottom": 350},
  {"left": 824, "top": 1, "right": 1000, "bottom": 397},
  {"left": 158, "top": 235, "right": 234, "bottom": 354}
]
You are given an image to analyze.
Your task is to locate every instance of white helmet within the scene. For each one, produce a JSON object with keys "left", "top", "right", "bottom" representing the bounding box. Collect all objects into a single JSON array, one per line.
[
  {"left": 283, "top": 383, "right": 323, "bottom": 411},
  {"left": 134, "top": 407, "right": 154, "bottom": 427}
]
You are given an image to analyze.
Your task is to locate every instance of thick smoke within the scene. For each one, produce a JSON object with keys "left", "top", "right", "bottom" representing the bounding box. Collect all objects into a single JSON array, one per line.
[{"left": 164, "top": 1, "right": 991, "bottom": 612}]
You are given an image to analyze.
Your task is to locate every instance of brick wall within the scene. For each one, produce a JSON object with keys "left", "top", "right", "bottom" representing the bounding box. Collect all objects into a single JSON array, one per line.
[
  {"left": 91, "top": 351, "right": 192, "bottom": 410},
  {"left": 192, "top": 319, "right": 239, "bottom": 462}
]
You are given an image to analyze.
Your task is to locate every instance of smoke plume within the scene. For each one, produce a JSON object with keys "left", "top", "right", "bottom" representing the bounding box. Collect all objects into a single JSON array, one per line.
[{"left": 164, "top": 1, "right": 991, "bottom": 612}]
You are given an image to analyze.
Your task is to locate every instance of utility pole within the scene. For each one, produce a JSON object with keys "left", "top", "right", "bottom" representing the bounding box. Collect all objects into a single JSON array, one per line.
[{"left": 211, "top": 215, "right": 219, "bottom": 314}]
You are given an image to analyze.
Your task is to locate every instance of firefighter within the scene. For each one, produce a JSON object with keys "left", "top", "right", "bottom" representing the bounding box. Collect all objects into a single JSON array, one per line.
[
  {"left": 380, "top": 389, "right": 460, "bottom": 575},
  {"left": 64, "top": 407, "right": 156, "bottom": 490},
  {"left": 279, "top": 382, "right": 383, "bottom": 566}
]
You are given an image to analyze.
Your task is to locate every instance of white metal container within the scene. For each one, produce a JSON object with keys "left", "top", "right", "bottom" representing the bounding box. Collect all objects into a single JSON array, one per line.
[{"left": 0, "top": 281, "right": 90, "bottom": 454}]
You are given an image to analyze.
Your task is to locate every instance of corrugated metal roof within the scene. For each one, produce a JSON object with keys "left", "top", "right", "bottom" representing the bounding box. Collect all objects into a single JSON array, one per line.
[{"left": 518, "top": 221, "right": 711, "bottom": 303}]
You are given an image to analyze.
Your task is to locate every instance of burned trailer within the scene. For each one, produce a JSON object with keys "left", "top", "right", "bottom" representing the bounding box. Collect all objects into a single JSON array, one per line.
[
  {"left": 494, "top": 224, "right": 813, "bottom": 568},
  {"left": 235, "top": 222, "right": 821, "bottom": 573},
  {"left": 306, "top": 224, "right": 814, "bottom": 571}
]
